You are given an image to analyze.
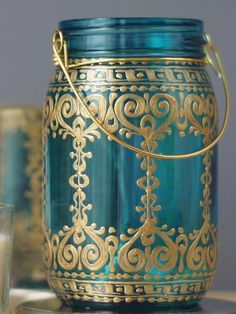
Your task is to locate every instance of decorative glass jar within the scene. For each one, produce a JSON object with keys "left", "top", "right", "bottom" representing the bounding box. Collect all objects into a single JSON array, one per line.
[{"left": 43, "top": 18, "right": 229, "bottom": 310}]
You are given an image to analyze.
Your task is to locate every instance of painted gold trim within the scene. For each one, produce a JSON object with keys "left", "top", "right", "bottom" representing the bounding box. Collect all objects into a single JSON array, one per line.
[{"left": 51, "top": 30, "right": 229, "bottom": 160}]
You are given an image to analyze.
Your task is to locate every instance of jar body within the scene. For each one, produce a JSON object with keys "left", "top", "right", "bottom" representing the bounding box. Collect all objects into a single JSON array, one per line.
[{"left": 43, "top": 18, "right": 218, "bottom": 310}]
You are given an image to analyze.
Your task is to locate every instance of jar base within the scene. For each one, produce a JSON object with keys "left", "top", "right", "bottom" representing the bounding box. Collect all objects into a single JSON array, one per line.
[
  {"left": 15, "top": 296, "right": 236, "bottom": 314},
  {"left": 60, "top": 298, "right": 201, "bottom": 312}
]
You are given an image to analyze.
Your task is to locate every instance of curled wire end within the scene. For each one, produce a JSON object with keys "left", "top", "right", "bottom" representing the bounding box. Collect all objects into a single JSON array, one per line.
[
  {"left": 52, "top": 30, "right": 67, "bottom": 67},
  {"left": 204, "top": 32, "right": 222, "bottom": 78},
  {"left": 204, "top": 32, "right": 212, "bottom": 48}
]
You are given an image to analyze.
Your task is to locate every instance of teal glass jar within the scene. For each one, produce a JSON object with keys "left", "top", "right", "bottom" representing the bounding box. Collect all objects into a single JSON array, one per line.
[{"left": 43, "top": 18, "right": 229, "bottom": 310}]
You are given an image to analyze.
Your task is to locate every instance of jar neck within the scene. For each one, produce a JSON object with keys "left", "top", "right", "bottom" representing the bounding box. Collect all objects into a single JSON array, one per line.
[{"left": 59, "top": 17, "right": 206, "bottom": 59}]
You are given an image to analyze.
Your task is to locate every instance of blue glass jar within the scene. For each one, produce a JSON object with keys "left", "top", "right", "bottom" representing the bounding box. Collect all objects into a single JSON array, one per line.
[{"left": 43, "top": 18, "right": 229, "bottom": 310}]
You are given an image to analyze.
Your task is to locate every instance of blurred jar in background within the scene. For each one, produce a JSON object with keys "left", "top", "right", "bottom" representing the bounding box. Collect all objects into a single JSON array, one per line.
[{"left": 0, "top": 106, "right": 46, "bottom": 288}]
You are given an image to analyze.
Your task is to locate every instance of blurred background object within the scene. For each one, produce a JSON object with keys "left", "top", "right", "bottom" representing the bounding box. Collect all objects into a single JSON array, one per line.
[
  {"left": 0, "top": 106, "right": 45, "bottom": 288},
  {"left": 0, "top": 204, "right": 15, "bottom": 314}
]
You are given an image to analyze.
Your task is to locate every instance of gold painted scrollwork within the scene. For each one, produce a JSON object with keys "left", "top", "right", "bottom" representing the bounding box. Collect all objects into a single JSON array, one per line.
[
  {"left": 43, "top": 88, "right": 217, "bottom": 273},
  {"left": 44, "top": 92, "right": 119, "bottom": 273},
  {"left": 43, "top": 61, "right": 218, "bottom": 303},
  {"left": 187, "top": 207, "right": 217, "bottom": 271}
]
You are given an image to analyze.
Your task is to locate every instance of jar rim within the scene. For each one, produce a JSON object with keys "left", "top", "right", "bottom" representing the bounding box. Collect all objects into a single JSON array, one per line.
[
  {"left": 58, "top": 17, "right": 205, "bottom": 59},
  {"left": 59, "top": 17, "right": 203, "bottom": 31}
]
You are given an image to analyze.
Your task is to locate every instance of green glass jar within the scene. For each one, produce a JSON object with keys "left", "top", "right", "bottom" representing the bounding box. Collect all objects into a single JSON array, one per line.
[{"left": 43, "top": 18, "right": 229, "bottom": 310}]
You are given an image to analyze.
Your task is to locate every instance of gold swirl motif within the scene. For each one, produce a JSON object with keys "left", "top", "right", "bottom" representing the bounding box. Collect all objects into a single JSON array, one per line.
[
  {"left": 43, "top": 93, "right": 119, "bottom": 273},
  {"left": 43, "top": 61, "right": 218, "bottom": 303}
]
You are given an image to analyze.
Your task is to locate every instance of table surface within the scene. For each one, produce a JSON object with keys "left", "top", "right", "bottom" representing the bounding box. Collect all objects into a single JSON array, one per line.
[{"left": 9, "top": 290, "right": 236, "bottom": 314}]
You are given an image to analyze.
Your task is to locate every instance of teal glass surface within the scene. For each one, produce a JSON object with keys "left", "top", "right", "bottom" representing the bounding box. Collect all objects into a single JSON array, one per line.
[{"left": 43, "top": 18, "right": 218, "bottom": 310}]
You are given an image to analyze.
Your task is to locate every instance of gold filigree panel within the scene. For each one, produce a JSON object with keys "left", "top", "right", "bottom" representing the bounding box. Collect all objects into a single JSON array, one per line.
[{"left": 43, "top": 61, "right": 218, "bottom": 303}]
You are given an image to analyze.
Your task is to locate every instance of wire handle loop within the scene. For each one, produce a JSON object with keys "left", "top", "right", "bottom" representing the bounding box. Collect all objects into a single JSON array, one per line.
[{"left": 52, "top": 30, "right": 230, "bottom": 160}]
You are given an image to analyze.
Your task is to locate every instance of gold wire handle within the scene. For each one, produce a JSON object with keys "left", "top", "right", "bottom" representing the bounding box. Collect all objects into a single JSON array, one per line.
[{"left": 52, "top": 31, "right": 230, "bottom": 160}]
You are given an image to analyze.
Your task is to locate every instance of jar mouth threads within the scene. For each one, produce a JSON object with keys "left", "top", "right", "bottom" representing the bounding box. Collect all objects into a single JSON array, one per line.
[
  {"left": 59, "top": 17, "right": 203, "bottom": 32},
  {"left": 58, "top": 17, "right": 206, "bottom": 59}
]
